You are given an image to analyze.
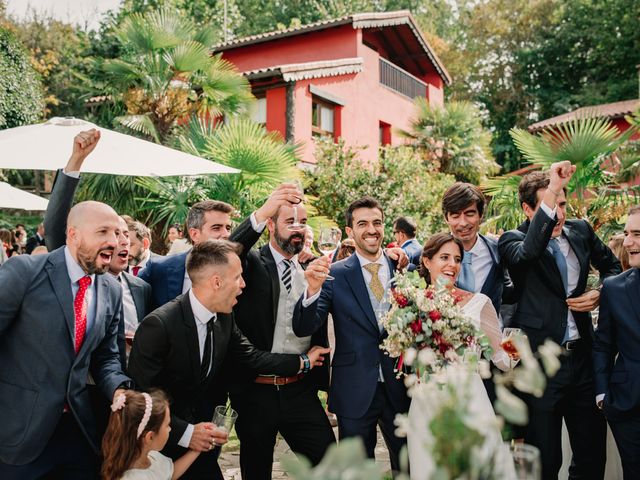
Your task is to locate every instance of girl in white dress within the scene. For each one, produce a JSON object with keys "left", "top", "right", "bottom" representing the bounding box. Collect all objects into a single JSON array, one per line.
[
  {"left": 406, "top": 233, "right": 513, "bottom": 479},
  {"left": 102, "top": 390, "right": 200, "bottom": 480}
]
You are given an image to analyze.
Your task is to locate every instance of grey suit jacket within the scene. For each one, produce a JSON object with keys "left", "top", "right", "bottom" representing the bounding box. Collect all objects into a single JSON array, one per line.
[
  {"left": 0, "top": 247, "right": 130, "bottom": 465},
  {"left": 44, "top": 169, "right": 78, "bottom": 252}
]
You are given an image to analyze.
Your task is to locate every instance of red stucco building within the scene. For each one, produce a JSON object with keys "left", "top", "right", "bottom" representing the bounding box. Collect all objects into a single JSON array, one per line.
[{"left": 213, "top": 11, "right": 451, "bottom": 165}]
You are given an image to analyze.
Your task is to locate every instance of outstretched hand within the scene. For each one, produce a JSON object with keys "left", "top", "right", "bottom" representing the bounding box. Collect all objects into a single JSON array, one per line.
[
  {"left": 304, "top": 256, "right": 331, "bottom": 296},
  {"left": 66, "top": 129, "right": 101, "bottom": 172},
  {"left": 254, "top": 183, "right": 304, "bottom": 224}
]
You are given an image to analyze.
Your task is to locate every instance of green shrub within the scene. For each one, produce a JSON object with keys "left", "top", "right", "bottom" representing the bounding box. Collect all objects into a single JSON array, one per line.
[
  {"left": 307, "top": 139, "right": 455, "bottom": 244},
  {"left": 0, "top": 27, "right": 44, "bottom": 129}
]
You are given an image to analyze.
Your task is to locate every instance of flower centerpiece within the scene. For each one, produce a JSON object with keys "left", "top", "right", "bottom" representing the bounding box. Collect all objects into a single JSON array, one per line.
[{"left": 379, "top": 271, "right": 491, "bottom": 376}]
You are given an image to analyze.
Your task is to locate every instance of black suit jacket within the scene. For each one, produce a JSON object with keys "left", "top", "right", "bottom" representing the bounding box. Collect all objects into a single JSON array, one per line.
[
  {"left": 229, "top": 217, "right": 330, "bottom": 392},
  {"left": 127, "top": 294, "right": 300, "bottom": 446},
  {"left": 593, "top": 268, "right": 640, "bottom": 414},
  {"left": 25, "top": 234, "right": 45, "bottom": 254},
  {"left": 499, "top": 208, "right": 621, "bottom": 351}
]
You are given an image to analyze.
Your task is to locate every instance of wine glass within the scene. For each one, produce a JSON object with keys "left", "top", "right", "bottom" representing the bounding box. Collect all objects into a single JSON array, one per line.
[
  {"left": 284, "top": 179, "right": 304, "bottom": 231},
  {"left": 501, "top": 328, "right": 524, "bottom": 369},
  {"left": 317, "top": 227, "right": 341, "bottom": 280}
]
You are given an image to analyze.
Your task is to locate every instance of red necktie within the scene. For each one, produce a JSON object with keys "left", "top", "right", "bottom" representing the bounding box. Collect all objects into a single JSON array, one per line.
[
  {"left": 74, "top": 276, "right": 92, "bottom": 353},
  {"left": 132, "top": 266, "right": 141, "bottom": 276}
]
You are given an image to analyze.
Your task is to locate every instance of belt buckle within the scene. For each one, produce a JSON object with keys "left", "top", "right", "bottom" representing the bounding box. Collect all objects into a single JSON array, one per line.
[
  {"left": 273, "top": 376, "right": 279, "bottom": 385},
  {"left": 565, "top": 340, "right": 577, "bottom": 351}
]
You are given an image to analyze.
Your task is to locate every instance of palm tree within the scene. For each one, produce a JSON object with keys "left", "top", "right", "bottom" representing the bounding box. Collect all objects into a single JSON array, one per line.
[
  {"left": 131, "top": 117, "right": 302, "bottom": 233},
  {"left": 102, "top": 8, "right": 253, "bottom": 144},
  {"left": 483, "top": 112, "right": 639, "bottom": 233},
  {"left": 402, "top": 99, "right": 500, "bottom": 184}
]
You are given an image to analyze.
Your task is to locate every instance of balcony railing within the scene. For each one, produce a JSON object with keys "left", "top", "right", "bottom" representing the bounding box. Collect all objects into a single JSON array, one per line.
[{"left": 379, "top": 57, "right": 427, "bottom": 99}]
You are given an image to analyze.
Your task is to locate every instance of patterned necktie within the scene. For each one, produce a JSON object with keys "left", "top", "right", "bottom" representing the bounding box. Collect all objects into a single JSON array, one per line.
[
  {"left": 457, "top": 251, "right": 475, "bottom": 292},
  {"left": 364, "top": 263, "right": 384, "bottom": 302},
  {"left": 74, "top": 275, "right": 92, "bottom": 353},
  {"left": 200, "top": 319, "right": 214, "bottom": 383},
  {"left": 282, "top": 259, "right": 292, "bottom": 293},
  {"left": 550, "top": 238, "right": 569, "bottom": 295}
]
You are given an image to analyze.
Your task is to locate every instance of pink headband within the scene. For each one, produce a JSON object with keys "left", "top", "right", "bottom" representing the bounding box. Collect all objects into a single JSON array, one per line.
[{"left": 136, "top": 393, "right": 153, "bottom": 438}]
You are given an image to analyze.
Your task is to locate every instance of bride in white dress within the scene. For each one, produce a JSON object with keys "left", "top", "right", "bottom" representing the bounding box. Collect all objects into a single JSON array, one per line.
[{"left": 405, "top": 233, "right": 513, "bottom": 479}]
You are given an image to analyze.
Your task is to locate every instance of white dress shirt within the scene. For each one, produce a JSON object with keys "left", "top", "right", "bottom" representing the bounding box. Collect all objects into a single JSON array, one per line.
[
  {"left": 178, "top": 289, "right": 217, "bottom": 448},
  {"left": 64, "top": 246, "right": 96, "bottom": 334},
  {"left": 466, "top": 234, "right": 493, "bottom": 293}
]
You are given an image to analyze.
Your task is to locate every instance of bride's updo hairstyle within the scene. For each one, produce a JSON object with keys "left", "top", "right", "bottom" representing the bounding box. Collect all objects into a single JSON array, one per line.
[{"left": 418, "top": 232, "right": 464, "bottom": 285}]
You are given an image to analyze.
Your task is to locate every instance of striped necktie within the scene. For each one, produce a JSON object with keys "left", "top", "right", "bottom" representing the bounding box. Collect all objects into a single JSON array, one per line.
[{"left": 282, "top": 259, "right": 292, "bottom": 293}]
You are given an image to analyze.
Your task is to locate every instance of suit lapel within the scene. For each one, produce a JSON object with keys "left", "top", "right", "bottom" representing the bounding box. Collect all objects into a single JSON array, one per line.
[
  {"left": 168, "top": 254, "right": 187, "bottom": 300},
  {"left": 180, "top": 296, "right": 203, "bottom": 386},
  {"left": 563, "top": 224, "right": 588, "bottom": 288},
  {"left": 479, "top": 235, "right": 498, "bottom": 295},
  {"left": 260, "top": 245, "right": 280, "bottom": 324},
  {"left": 625, "top": 269, "right": 640, "bottom": 324},
  {"left": 344, "top": 254, "right": 379, "bottom": 332},
  {"left": 124, "top": 274, "right": 145, "bottom": 322},
  {"left": 46, "top": 248, "right": 76, "bottom": 350},
  {"left": 80, "top": 274, "right": 108, "bottom": 358}
]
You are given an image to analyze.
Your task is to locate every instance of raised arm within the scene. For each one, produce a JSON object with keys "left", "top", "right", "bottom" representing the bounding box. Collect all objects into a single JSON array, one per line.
[{"left": 44, "top": 129, "right": 101, "bottom": 251}]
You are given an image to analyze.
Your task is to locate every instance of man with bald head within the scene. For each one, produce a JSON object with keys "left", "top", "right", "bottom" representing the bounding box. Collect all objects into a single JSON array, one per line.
[{"left": 0, "top": 199, "right": 131, "bottom": 479}]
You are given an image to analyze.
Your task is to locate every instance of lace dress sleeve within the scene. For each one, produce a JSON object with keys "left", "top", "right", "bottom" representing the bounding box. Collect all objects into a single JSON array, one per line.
[{"left": 479, "top": 298, "right": 510, "bottom": 371}]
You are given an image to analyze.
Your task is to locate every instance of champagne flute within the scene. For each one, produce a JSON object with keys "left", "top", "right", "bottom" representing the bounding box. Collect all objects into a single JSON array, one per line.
[
  {"left": 284, "top": 179, "right": 304, "bottom": 231},
  {"left": 317, "top": 227, "right": 341, "bottom": 280},
  {"left": 501, "top": 327, "right": 524, "bottom": 369}
]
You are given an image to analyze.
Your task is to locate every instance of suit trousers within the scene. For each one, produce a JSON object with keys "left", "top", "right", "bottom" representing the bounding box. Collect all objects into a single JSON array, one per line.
[
  {"left": 0, "top": 412, "right": 99, "bottom": 480},
  {"left": 606, "top": 409, "right": 640, "bottom": 480},
  {"left": 524, "top": 342, "right": 606, "bottom": 480},
  {"left": 337, "top": 383, "right": 407, "bottom": 475},
  {"left": 231, "top": 379, "right": 336, "bottom": 480}
]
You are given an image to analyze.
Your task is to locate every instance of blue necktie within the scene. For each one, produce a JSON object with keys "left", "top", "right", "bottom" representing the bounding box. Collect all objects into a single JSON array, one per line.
[
  {"left": 549, "top": 238, "right": 568, "bottom": 295},
  {"left": 457, "top": 251, "right": 475, "bottom": 292}
]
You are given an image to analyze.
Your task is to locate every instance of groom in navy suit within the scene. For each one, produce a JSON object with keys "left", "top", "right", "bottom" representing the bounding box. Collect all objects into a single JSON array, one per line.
[
  {"left": 293, "top": 197, "right": 410, "bottom": 472},
  {"left": 593, "top": 205, "right": 640, "bottom": 478}
]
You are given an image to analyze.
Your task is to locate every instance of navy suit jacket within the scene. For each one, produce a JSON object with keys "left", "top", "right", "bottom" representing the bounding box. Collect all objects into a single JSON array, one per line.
[
  {"left": 593, "top": 268, "right": 640, "bottom": 415},
  {"left": 138, "top": 252, "right": 189, "bottom": 309},
  {"left": 293, "top": 253, "right": 410, "bottom": 419},
  {"left": 476, "top": 234, "right": 514, "bottom": 315},
  {"left": 401, "top": 238, "right": 422, "bottom": 272},
  {"left": 0, "top": 248, "right": 130, "bottom": 464}
]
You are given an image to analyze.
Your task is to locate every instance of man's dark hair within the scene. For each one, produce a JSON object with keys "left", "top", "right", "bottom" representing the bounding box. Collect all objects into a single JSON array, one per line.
[
  {"left": 186, "top": 239, "right": 243, "bottom": 280},
  {"left": 187, "top": 200, "right": 234, "bottom": 232},
  {"left": 345, "top": 197, "right": 384, "bottom": 228},
  {"left": 518, "top": 171, "right": 567, "bottom": 210},
  {"left": 128, "top": 220, "right": 152, "bottom": 243},
  {"left": 629, "top": 205, "right": 640, "bottom": 216},
  {"left": 393, "top": 216, "right": 417, "bottom": 238},
  {"left": 442, "top": 182, "right": 486, "bottom": 218},
  {"left": 169, "top": 223, "right": 183, "bottom": 234},
  {"left": 15, "top": 223, "right": 25, "bottom": 229}
]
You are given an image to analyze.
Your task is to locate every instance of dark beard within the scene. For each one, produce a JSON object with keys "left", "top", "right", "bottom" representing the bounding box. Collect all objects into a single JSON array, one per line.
[
  {"left": 274, "top": 228, "right": 304, "bottom": 256},
  {"left": 77, "top": 246, "right": 111, "bottom": 275}
]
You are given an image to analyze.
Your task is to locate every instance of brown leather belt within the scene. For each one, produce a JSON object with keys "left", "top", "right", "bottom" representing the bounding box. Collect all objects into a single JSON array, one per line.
[{"left": 255, "top": 374, "right": 304, "bottom": 386}]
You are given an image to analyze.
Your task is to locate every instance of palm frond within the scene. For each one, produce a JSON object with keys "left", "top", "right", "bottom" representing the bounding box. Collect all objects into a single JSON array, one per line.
[
  {"left": 164, "top": 41, "right": 211, "bottom": 74},
  {"left": 116, "top": 115, "right": 161, "bottom": 143}
]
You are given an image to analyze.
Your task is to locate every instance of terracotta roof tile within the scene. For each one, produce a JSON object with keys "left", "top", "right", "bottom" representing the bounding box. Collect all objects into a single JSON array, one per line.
[{"left": 529, "top": 99, "right": 640, "bottom": 132}]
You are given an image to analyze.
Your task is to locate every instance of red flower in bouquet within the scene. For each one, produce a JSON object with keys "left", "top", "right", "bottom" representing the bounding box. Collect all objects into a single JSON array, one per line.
[
  {"left": 409, "top": 320, "right": 423, "bottom": 335},
  {"left": 379, "top": 272, "right": 491, "bottom": 375}
]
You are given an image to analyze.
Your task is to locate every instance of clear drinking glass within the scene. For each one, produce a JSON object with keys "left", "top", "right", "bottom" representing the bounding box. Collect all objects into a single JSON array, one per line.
[
  {"left": 509, "top": 442, "right": 541, "bottom": 479},
  {"left": 317, "top": 227, "right": 341, "bottom": 280},
  {"left": 284, "top": 179, "right": 304, "bottom": 231},
  {"left": 211, "top": 405, "right": 238, "bottom": 446}
]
